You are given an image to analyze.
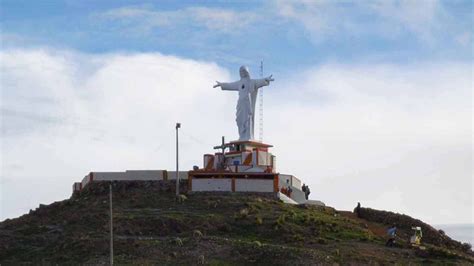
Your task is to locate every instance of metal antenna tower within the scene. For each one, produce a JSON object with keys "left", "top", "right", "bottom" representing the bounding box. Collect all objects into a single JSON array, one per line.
[{"left": 258, "top": 60, "right": 264, "bottom": 142}]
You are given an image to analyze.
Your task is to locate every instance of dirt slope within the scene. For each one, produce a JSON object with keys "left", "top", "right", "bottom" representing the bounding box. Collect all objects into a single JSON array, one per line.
[{"left": 0, "top": 181, "right": 472, "bottom": 265}]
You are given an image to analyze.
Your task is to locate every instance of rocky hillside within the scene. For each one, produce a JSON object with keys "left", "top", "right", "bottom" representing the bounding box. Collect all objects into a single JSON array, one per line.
[{"left": 0, "top": 181, "right": 472, "bottom": 265}]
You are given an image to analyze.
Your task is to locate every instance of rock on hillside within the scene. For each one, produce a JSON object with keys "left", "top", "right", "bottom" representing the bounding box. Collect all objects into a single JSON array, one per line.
[{"left": 0, "top": 181, "right": 472, "bottom": 265}]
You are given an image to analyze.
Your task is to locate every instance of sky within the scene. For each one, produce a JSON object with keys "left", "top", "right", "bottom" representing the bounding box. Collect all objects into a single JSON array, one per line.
[{"left": 0, "top": 0, "right": 472, "bottom": 225}]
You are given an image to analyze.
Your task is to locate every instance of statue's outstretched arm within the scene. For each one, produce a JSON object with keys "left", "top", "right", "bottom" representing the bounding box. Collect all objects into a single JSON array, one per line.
[
  {"left": 214, "top": 81, "right": 239, "bottom": 91},
  {"left": 255, "top": 75, "right": 274, "bottom": 88}
]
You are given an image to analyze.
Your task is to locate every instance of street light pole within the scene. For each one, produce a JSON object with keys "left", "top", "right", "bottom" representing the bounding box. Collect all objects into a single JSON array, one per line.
[
  {"left": 175, "top": 123, "right": 181, "bottom": 196},
  {"left": 109, "top": 183, "right": 113, "bottom": 265}
]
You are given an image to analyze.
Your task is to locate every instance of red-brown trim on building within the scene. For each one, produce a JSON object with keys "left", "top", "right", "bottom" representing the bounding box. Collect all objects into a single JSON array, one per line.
[
  {"left": 273, "top": 175, "right": 279, "bottom": 192},
  {"left": 228, "top": 140, "right": 273, "bottom": 148}
]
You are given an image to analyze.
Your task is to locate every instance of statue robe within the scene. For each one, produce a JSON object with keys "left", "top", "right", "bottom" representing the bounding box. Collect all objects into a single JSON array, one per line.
[{"left": 220, "top": 77, "right": 270, "bottom": 140}]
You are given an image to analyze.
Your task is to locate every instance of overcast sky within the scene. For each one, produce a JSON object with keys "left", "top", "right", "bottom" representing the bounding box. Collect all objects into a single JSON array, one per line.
[{"left": 1, "top": 0, "right": 472, "bottom": 225}]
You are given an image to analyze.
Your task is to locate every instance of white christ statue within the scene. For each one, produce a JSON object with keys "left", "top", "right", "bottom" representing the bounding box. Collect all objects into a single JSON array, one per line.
[{"left": 214, "top": 66, "right": 274, "bottom": 141}]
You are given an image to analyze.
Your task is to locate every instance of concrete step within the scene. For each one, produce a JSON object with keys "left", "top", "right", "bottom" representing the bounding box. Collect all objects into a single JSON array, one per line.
[
  {"left": 277, "top": 192, "right": 298, "bottom": 205},
  {"left": 304, "top": 200, "right": 326, "bottom": 207}
]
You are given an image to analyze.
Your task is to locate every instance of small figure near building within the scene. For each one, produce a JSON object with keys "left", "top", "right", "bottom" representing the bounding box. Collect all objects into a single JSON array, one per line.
[
  {"left": 286, "top": 179, "right": 293, "bottom": 197},
  {"left": 354, "top": 202, "right": 361, "bottom": 218},
  {"left": 301, "top": 183, "right": 310, "bottom": 200},
  {"left": 385, "top": 224, "right": 397, "bottom": 247},
  {"left": 280, "top": 179, "right": 293, "bottom": 197}
]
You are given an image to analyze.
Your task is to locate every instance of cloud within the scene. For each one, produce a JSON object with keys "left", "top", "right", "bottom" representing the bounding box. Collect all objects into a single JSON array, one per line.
[
  {"left": 265, "top": 62, "right": 472, "bottom": 224},
  {"left": 96, "top": 1, "right": 469, "bottom": 48},
  {"left": 1, "top": 49, "right": 472, "bottom": 224},
  {"left": 273, "top": 0, "right": 461, "bottom": 44},
  {"left": 98, "top": 6, "right": 258, "bottom": 34},
  {"left": 0, "top": 49, "right": 236, "bottom": 219},
  {"left": 191, "top": 7, "right": 259, "bottom": 32},
  {"left": 367, "top": 0, "right": 441, "bottom": 40},
  {"left": 455, "top": 31, "right": 473, "bottom": 47}
]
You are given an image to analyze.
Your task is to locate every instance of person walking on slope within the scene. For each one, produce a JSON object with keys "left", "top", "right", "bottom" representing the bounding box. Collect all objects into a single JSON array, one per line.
[
  {"left": 354, "top": 202, "right": 361, "bottom": 218},
  {"left": 385, "top": 224, "right": 397, "bottom": 247}
]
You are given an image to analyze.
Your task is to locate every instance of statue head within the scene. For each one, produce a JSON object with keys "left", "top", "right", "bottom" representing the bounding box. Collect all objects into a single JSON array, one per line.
[{"left": 239, "top": 66, "right": 250, "bottom": 79}]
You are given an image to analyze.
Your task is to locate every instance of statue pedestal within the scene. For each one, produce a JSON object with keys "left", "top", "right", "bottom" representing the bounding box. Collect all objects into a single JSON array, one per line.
[
  {"left": 187, "top": 138, "right": 311, "bottom": 204},
  {"left": 209, "top": 140, "right": 275, "bottom": 173},
  {"left": 188, "top": 139, "right": 277, "bottom": 192}
]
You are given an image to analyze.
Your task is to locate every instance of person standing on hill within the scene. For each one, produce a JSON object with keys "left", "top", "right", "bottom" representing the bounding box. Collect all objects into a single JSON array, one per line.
[
  {"left": 301, "top": 184, "right": 311, "bottom": 200},
  {"left": 354, "top": 202, "right": 361, "bottom": 218},
  {"left": 305, "top": 185, "right": 310, "bottom": 200},
  {"left": 285, "top": 179, "right": 292, "bottom": 197},
  {"left": 385, "top": 225, "right": 397, "bottom": 247}
]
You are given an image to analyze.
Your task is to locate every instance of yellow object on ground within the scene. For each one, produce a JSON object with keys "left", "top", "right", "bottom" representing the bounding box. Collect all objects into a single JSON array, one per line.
[{"left": 410, "top": 226, "right": 422, "bottom": 245}]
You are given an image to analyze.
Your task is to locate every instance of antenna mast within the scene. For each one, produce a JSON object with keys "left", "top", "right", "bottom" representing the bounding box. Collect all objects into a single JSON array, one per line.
[{"left": 259, "top": 60, "right": 264, "bottom": 142}]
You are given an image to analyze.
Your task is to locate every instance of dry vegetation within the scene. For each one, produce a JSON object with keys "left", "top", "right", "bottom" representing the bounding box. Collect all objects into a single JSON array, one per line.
[{"left": 0, "top": 181, "right": 472, "bottom": 265}]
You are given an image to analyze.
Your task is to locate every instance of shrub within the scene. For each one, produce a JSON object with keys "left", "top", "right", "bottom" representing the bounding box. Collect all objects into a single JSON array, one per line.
[
  {"left": 176, "top": 194, "right": 187, "bottom": 203},
  {"left": 420, "top": 246, "right": 457, "bottom": 259},
  {"left": 276, "top": 214, "right": 286, "bottom": 226},
  {"left": 197, "top": 255, "right": 205, "bottom": 264},
  {"left": 289, "top": 210, "right": 297, "bottom": 220},
  {"left": 174, "top": 237, "right": 183, "bottom": 247},
  {"left": 293, "top": 234, "right": 304, "bottom": 242},
  {"left": 461, "top": 242, "right": 472, "bottom": 252},
  {"left": 193, "top": 230, "right": 203, "bottom": 239},
  {"left": 239, "top": 208, "right": 249, "bottom": 218},
  {"left": 218, "top": 223, "right": 232, "bottom": 232},
  {"left": 317, "top": 238, "right": 327, "bottom": 245}
]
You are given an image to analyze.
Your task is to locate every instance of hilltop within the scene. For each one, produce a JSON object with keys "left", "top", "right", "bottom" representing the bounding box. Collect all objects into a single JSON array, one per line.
[{"left": 1, "top": 181, "right": 472, "bottom": 265}]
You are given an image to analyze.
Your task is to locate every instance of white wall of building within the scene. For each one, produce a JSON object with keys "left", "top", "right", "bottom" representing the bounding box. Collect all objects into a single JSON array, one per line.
[
  {"left": 81, "top": 174, "right": 91, "bottom": 188},
  {"left": 279, "top": 174, "right": 292, "bottom": 189},
  {"left": 235, "top": 179, "right": 274, "bottom": 192},
  {"left": 291, "top": 176, "right": 302, "bottom": 189},
  {"left": 125, "top": 170, "right": 166, "bottom": 180},
  {"left": 76, "top": 170, "right": 188, "bottom": 191},
  {"left": 167, "top": 171, "right": 188, "bottom": 180},
  {"left": 192, "top": 178, "right": 232, "bottom": 192},
  {"left": 278, "top": 174, "right": 306, "bottom": 204},
  {"left": 271, "top": 155, "right": 276, "bottom": 172},
  {"left": 92, "top": 172, "right": 129, "bottom": 181},
  {"left": 72, "top": 182, "right": 81, "bottom": 193},
  {"left": 290, "top": 188, "right": 306, "bottom": 203},
  {"left": 279, "top": 174, "right": 302, "bottom": 189},
  {"left": 228, "top": 155, "right": 241, "bottom": 166},
  {"left": 257, "top": 151, "right": 271, "bottom": 166}
]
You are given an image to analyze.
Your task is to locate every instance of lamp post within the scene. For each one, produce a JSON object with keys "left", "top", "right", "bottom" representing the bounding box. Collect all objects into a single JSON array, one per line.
[
  {"left": 109, "top": 183, "right": 113, "bottom": 265},
  {"left": 175, "top": 122, "right": 181, "bottom": 196}
]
